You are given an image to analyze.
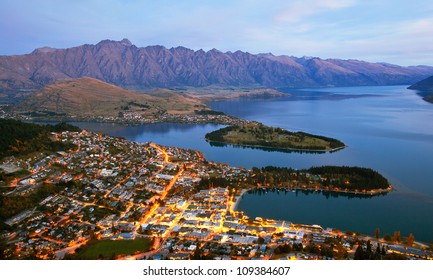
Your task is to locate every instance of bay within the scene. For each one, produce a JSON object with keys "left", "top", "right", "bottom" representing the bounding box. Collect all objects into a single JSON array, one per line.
[{"left": 71, "top": 85, "right": 433, "bottom": 243}]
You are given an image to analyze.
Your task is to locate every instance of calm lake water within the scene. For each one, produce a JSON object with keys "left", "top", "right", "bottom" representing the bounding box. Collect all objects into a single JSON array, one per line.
[{"left": 71, "top": 85, "right": 433, "bottom": 243}]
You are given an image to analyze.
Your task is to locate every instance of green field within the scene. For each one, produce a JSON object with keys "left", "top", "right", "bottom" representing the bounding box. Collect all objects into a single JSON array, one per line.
[
  {"left": 73, "top": 238, "right": 153, "bottom": 259},
  {"left": 205, "top": 123, "right": 345, "bottom": 151}
]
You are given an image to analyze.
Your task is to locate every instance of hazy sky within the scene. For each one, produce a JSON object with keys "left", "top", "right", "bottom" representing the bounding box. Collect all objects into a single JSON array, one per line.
[{"left": 1, "top": 0, "right": 433, "bottom": 66}]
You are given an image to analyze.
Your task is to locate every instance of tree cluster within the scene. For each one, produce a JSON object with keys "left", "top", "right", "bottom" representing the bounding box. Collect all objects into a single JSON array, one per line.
[
  {"left": 0, "top": 120, "right": 79, "bottom": 159},
  {"left": 194, "top": 109, "right": 225, "bottom": 115},
  {"left": 205, "top": 125, "right": 238, "bottom": 142},
  {"left": 195, "top": 165, "right": 390, "bottom": 195},
  {"left": 247, "top": 165, "right": 389, "bottom": 192},
  {"left": 354, "top": 240, "right": 387, "bottom": 260},
  {"left": 0, "top": 182, "right": 63, "bottom": 221},
  {"left": 296, "top": 132, "right": 345, "bottom": 149},
  {"left": 205, "top": 124, "right": 345, "bottom": 151},
  {"left": 197, "top": 177, "right": 238, "bottom": 191},
  {"left": 308, "top": 166, "right": 390, "bottom": 190}
]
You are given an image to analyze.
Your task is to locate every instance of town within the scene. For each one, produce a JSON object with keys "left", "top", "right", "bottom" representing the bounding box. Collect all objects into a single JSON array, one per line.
[
  {"left": 0, "top": 129, "right": 432, "bottom": 260},
  {"left": 1, "top": 107, "right": 252, "bottom": 127}
]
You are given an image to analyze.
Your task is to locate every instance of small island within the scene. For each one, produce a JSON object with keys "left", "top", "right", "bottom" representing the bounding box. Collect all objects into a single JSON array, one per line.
[{"left": 205, "top": 123, "right": 345, "bottom": 152}]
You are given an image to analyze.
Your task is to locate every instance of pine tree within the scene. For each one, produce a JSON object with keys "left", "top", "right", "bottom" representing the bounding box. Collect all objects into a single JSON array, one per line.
[
  {"left": 407, "top": 233, "right": 415, "bottom": 247},
  {"left": 393, "top": 231, "right": 401, "bottom": 243},
  {"left": 366, "top": 240, "right": 372, "bottom": 254},
  {"left": 374, "top": 243, "right": 382, "bottom": 260},
  {"left": 381, "top": 245, "right": 387, "bottom": 256},
  {"left": 375, "top": 228, "right": 380, "bottom": 239},
  {"left": 354, "top": 245, "right": 365, "bottom": 260},
  {"left": 0, "top": 236, "right": 7, "bottom": 259}
]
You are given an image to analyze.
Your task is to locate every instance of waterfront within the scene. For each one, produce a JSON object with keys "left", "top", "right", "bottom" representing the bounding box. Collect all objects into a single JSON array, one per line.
[{"left": 71, "top": 85, "right": 433, "bottom": 243}]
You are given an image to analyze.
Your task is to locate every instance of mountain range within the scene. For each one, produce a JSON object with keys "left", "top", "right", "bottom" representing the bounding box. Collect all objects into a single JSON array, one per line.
[{"left": 2, "top": 39, "right": 433, "bottom": 95}]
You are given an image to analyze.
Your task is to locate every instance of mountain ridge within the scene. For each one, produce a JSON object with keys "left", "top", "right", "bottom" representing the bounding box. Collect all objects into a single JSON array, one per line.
[{"left": 1, "top": 39, "right": 433, "bottom": 95}]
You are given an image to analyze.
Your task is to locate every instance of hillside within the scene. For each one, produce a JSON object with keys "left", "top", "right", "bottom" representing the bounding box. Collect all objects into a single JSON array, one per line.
[
  {"left": 408, "top": 75, "right": 433, "bottom": 91},
  {"left": 408, "top": 75, "right": 433, "bottom": 103},
  {"left": 0, "top": 120, "right": 79, "bottom": 159},
  {"left": 1, "top": 39, "right": 433, "bottom": 99},
  {"left": 13, "top": 77, "right": 208, "bottom": 118},
  {"left": 178, "top": 87, "right": 288, "bottom": 102}
]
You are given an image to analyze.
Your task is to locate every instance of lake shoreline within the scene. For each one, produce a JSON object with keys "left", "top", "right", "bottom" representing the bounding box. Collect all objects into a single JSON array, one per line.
[
  {"left": 232, "top": 185, "right": 394, "bottom": 213},
  {"left": 206, "top": 139, "right": 346, "bottom": 153},
  {"left": 30, "top": 85, "right": 433, "bottom": 243}
]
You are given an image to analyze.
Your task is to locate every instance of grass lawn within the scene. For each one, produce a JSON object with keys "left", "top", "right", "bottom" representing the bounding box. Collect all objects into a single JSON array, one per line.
[
  {"left": 74, "top": 238, "right": 153, "bottom": 259},
  {"left": 218, "top": 125, "right": 333, "bottom": 150}
]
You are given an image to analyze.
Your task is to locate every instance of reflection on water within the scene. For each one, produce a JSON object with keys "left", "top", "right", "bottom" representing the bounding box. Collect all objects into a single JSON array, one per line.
[
  {"left": 207, "top": 141, "right": 328, "bottom": 154},
  {"left": 237, "top": 189, "right": 432, "bottom": 242},
  {"left": 246, "top": 187, "right": 388, "bottom": 200}
]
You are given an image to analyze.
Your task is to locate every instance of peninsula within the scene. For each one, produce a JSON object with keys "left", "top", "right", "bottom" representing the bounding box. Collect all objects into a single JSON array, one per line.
[
  {"left": 205, "top": 123, "right": 345, "bottom": 152},
  {"left": 408, "top": 75, "right": 433, "bottom": 104}
]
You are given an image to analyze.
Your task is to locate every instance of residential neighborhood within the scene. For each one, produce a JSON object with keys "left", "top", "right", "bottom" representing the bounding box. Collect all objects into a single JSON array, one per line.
[{"left": 0, "top": 130, "right": 432, "bottom": 260}]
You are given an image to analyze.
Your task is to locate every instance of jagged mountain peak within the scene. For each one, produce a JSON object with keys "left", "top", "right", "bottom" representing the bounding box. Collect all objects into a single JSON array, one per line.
[
  {"left": 1, "top": 40, "right": 433, "bottom": 94},
  {"left": 120, "top": 38, "right": 133, "bottom": 46},
  {"left": 31, "top": 46, "right": 58, "bottom": 54},
  {"left": 96, "top": 38, "right": 134, "bottom": 47}
]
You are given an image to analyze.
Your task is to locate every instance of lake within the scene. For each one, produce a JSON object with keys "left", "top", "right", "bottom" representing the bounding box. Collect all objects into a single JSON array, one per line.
[{"left": 71, "top": 85, "right": 433, "bottom": 243}]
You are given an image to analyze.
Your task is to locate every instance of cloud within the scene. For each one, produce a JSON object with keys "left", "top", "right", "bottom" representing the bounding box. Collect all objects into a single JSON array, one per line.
[
  {"left": 339, "top": 17, "right": 433, "bottom": 64},
  {"left": 1, "top": 0, "right": 433, "bottom": 65},
  {"left": 400, "top": 18, "right": 433, "bottom": 38},
  {"left": 274, "top": 0, "right": 356, "bottom": 23}
]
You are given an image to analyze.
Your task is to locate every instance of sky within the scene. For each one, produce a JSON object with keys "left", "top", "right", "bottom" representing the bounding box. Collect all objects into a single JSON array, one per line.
[{"left": 1, "top": 0, "right": 433, "bottom": 66}]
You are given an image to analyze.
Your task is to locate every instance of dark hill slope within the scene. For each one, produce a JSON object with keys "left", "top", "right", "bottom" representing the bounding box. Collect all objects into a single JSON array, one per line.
[
  {"left": 408, "top": 75, "right": 433, "bottom": 103},
  {"left": 408, "top": 75, "right": 433, "bottom": 92},
  {"left": 0, "top": 120, "right": 79, "bottom": 159}
]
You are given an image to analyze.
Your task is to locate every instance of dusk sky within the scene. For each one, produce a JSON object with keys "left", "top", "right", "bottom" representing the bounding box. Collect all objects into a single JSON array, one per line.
[{"left": 1, "top": 0, "right": 433, "bottom": 66}]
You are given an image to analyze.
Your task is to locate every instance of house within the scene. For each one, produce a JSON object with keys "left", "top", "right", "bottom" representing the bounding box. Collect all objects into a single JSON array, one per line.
[
  {"left": 119, "top": 232, "right": 134, "bottom": 240},
  {"left": 100, "top": 169, "right": 114, "bottom": 177},
  {"left": 169, "top": 253, "right": 190, "bottom": 260}
]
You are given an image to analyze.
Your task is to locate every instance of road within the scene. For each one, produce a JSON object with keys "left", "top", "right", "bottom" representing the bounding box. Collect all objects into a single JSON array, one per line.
[
  {"left": 141, "top": 143, "right": 183, "bottom": 224},
  {"left": 121, "top": 143, "right": 184, "bottom": 259}
]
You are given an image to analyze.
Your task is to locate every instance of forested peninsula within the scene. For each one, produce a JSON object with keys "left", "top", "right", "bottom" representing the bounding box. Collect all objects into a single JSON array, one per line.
[{"left": 198, "top": 166, "right": 392, "bottom": 196}]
